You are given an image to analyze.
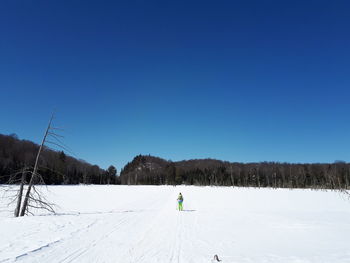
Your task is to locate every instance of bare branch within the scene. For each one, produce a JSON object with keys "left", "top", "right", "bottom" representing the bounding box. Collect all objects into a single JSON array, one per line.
[
  {"left": 47, "top": 131, "right": 65, "bottom": 138},
  {"left": 47, "top": 135, "right": 75, "bottom": 155},
  {"left": 50, "top": 127, "right": 65, "bottom": 131},
  {"left": 46, "top": 141, "right": 77, "bottom": 157}
]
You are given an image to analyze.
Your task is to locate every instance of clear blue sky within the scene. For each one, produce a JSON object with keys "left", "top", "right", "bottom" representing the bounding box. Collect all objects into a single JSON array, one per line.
[{"left": 1, "top": 0, "right": 349, "bottom": 170}]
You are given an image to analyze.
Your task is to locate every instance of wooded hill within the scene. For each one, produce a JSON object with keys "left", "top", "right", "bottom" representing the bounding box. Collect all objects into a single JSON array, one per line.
[
  {"left": 0, "top": 134, "right": 118, "bottom": 185},
  {"left": 120, "top": 155, "right": 350, "bottom": 189},
  {"left": 2, "top": 133, "right": 349, "bottom": 189}
]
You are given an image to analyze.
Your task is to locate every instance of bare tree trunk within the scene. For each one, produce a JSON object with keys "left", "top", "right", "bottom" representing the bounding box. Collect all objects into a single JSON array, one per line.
[
  {"left": 230, "top": 165, "right": 234, "bottom": 187},
  {"left": 14, "top": 168, "right": 26, "bottom": 217},
  {"left": 20, "top": 115, "right": 53, "bottom": 217}
]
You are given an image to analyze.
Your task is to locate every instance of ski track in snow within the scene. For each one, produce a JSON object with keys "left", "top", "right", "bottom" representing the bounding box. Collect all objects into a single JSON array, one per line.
[{"left": 1, "top": 185, "right": 350, "bottom": 263}]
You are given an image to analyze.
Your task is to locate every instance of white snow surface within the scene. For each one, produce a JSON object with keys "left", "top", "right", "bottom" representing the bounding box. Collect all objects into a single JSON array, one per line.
[{"left": 1, "top": 185, "right": 350, "bottom": 263}]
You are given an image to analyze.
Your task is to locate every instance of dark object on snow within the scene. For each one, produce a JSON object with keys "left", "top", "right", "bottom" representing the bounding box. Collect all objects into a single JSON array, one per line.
[{"left": 213, "top": 254, "right": 221, "bottom": 262}]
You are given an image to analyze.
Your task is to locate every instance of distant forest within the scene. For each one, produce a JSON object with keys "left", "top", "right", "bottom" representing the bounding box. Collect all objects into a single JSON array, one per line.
[
  {"left": 0, "top": 134, "right": 118, "bottom": 185},
  {"left": 1, "top": 133, "right": 350, "bottom": 189},
  {"left": 120, "top": 155, "right": 350, "bottom": 190}
]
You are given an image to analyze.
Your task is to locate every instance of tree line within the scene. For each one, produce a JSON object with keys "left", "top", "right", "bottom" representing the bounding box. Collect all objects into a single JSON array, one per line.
[
  {"left": 2, "top": 133, "right": 350, "bottom": 190},
  {"left": 120, "top": 155, "right": 350, "bottom": 190},
  {"left": 0, "top": 134, "right": 118, "bottom": 185}
]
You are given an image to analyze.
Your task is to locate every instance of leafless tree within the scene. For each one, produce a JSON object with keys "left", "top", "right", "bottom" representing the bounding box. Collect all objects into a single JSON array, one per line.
[
  {"left": 18, "top": 114, "right": 58, "bottom": 216},
  {"left": 1, "top": 167, "right": 30, "bottom": 217},
  {"left": 14, "top": 168, "right": 27, "bottom": 217},
  {"left": 8, "top": 113, "right": 71, "bottom": 217}
]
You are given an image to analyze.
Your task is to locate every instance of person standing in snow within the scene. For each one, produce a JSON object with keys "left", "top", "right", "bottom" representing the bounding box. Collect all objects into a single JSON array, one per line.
[{"left": 177, "top": 193, "right": 183, "bottom": 211}]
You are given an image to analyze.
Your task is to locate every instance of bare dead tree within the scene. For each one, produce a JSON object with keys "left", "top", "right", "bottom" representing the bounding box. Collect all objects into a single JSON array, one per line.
[
  {"left": 19, "top": 114, "right": 55, "bottom": 216},
  {"left": 15, "top": 114, "right": 74, "bottom": 216},
  {"left": 14, "top": 168, "right": 27, "bottom": 217},
  {"left": 16, "top": 113, "right": 75, "bottom": 217},
  {"left": 0, "top": 167, "right": 30, "bottom": 217}
]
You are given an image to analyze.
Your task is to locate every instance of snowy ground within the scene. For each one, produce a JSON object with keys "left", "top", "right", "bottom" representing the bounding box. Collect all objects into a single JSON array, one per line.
[{"left": 1, "top": 185, "right": 350, "bottom": 263}]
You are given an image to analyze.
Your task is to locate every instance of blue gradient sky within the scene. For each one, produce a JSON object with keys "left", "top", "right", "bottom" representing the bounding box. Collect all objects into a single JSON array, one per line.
[{"left": 1, "top": 1, "right": 350, "bottom": 170}]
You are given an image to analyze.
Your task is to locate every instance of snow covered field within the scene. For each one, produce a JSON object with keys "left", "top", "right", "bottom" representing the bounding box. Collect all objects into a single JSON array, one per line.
[{"left": 1, "top": 185, "right": 350, "bottom": 263}]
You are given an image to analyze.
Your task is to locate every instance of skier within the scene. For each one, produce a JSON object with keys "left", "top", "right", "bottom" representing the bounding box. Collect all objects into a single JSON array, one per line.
[{"left": 177, "top": 193, "right": 183, "bottom": 211}]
